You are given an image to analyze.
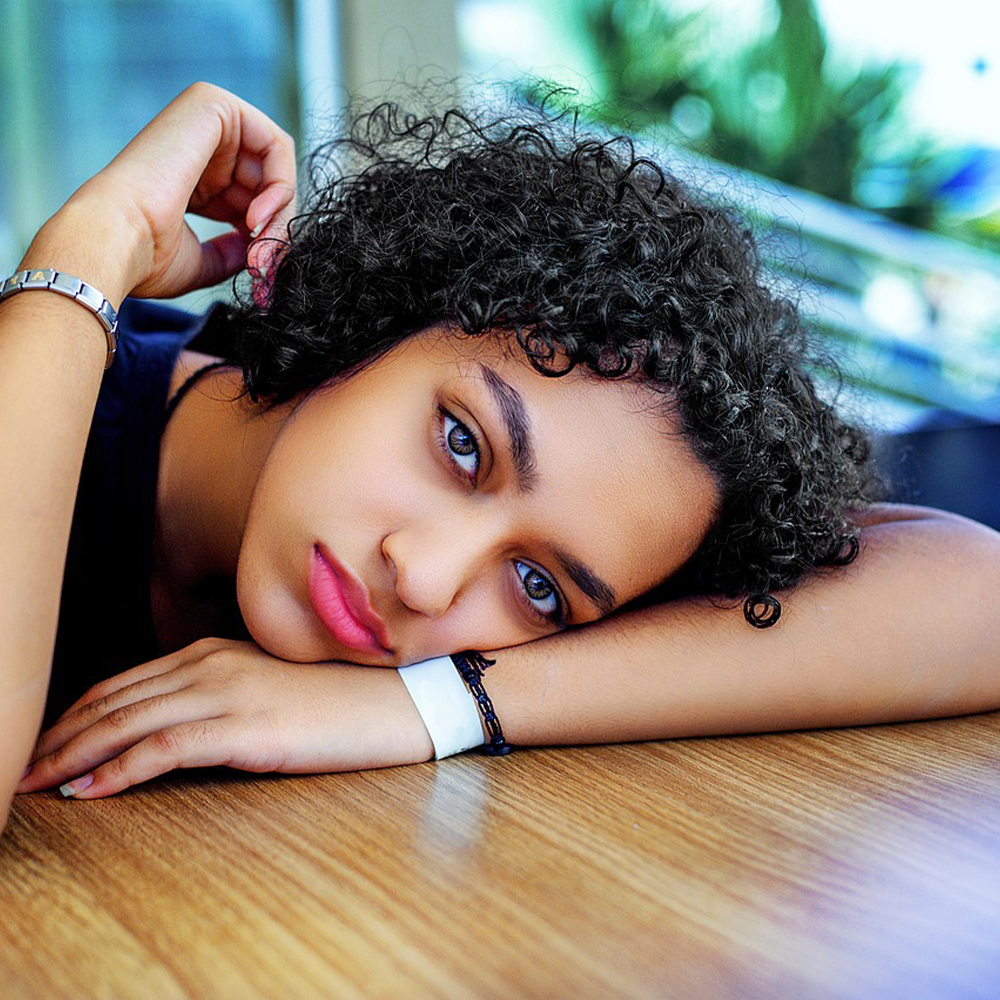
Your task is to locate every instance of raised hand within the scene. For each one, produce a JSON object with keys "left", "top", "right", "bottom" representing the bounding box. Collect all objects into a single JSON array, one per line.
[
  {"left": 17, "top": 639, "right": 434, "bottom": 799},
  {"left": 43, "top": 81, "right": 297, "bottom": 303}
]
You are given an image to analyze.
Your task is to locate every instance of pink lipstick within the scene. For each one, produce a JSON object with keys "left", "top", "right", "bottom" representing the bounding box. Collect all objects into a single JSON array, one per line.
[{"left": 308, "top": 545, "right": 391, "bottom": 654}]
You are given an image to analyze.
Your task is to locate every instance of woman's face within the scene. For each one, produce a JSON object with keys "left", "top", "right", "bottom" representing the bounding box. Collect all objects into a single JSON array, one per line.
[{"left": 236, "top": 326, "right": 719, "bottom": 666}]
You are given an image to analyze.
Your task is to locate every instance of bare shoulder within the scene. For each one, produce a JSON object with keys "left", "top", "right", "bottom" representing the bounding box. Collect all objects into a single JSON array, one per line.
[
  {"left": 850, "top": 504, "right": 1000, "bottom": 581},
  {"left": 855, "top": 502, "right": 997, "bottom": 531},
  {"left": 167, "top": 347, "right": 223, "bottom": 402},
  {"left": 855, "top": 502, "right": 959, "bottom": 527}
]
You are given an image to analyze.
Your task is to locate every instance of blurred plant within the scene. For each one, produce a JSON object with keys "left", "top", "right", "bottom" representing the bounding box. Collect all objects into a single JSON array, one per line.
[{"left": 567, "top": 0, "right": 938, "bottom": 229}]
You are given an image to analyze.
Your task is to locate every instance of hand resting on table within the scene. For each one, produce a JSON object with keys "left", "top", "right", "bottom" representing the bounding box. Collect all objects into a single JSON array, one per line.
[{"left": 17, "top": 638, "right": 434, "bottom": 799}]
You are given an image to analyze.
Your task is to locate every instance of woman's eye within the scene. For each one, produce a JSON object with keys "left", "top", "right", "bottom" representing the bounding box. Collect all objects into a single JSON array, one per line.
[
  {"left": 514, "top": 560, "right": 563, "bottom": 625},
  {"left": 441, "top": 411, "right": 480, "bottom": 481}
]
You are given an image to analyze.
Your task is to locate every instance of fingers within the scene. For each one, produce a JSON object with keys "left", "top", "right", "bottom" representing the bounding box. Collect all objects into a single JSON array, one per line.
[
  {"left": 14, "top": 637, "right": 364, "bottom": 801},
  {"left": 232, "top": 150, "right": 264, "bottom": 196},
  {"left": 237, "top": 113, "right": 297, "bottom": 235},
  {"left": 53, "top": 645, "right": 201, "bottom": 721},
  {"left": 239, "top": 109, "right": 298, "bottom": 274},
  {"left": 246, "top": 187, "right": 297, "bottom": 277},
  {"left": 36, "top": 678, "right": 188, "bottom": 760},
  {"left": 17, "top": 638, "right": 258, "bottom": 798},
  {"left": 53, "top": 720, "right": 238, "bottom": 799},
  {"left": 108, "top": 82, "right": 297, "bottom": 299},
  {"left": 247, "top": 181, "right": 296, "bottom": 239},
  {"left": 34, "top": 638, "right": 228, "bottom": 754},
  {"left": 184, "top": 88, "right": 297, "bottom": 237},
  {"left": 192, "top": 133, "right": 297, "bottom": 285},
  {"left": 194, "top": 230, "right": 256, "bottom": 291},
  {"left": 20, "top": 686, "right": 212, "bottom": 792}
]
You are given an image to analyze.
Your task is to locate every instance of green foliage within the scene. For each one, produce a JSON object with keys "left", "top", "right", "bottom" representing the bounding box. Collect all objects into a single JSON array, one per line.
[{"left": 571, "top": 0, "right": 934, "bottom": 226}]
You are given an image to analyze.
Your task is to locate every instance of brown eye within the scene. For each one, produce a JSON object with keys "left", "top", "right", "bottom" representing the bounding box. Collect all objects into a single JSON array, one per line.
[
  {"left": 522, "top": 568, "right": 552, "bottom": 600},
  {"left": 441, "top": 411, "right": 480, "bottom": 481},
  {"left": 514, "top": 560, "right": 562, "bottom": 623},
  {"left": 447, "top": 422, "right": 476, "bottom": 456}
]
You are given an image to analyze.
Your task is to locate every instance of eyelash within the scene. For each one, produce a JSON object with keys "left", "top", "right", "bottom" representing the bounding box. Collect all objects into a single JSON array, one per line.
[{"left": 437, "top": 407, "right": 566, "bottom": 628}]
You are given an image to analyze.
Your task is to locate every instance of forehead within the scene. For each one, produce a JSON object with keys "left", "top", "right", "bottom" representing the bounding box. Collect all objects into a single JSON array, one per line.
[{"left": 414, "top": 329, "right": 720, "bottom": 610}]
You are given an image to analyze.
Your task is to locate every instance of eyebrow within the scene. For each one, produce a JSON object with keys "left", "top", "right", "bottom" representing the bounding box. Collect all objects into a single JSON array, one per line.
[
  {"left": 477, "top": 364, "right": 618, "bottom": 619},
  {"left": 556, "top": 550, "right": 617, "bottom": 618},
  {"left": 478, "top": 364, "right": 537, "bottom": 491}
]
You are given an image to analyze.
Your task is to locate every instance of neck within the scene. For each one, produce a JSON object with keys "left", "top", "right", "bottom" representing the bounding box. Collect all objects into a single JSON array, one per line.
[{"left": 153, "top": 360, "right": 292, "bottom": 604}]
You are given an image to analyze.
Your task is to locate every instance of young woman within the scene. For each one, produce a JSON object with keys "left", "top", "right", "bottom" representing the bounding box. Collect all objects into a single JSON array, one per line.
[{"left": 3, "top": 84, "right": 998, "bottom": 830}]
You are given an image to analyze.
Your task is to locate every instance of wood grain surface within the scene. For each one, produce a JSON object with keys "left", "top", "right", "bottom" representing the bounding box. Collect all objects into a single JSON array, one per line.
[{"left": 2, "top": 713, "right": 999, "bottom": 999}]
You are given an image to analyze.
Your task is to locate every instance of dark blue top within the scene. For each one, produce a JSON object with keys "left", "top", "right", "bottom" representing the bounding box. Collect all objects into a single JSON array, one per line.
[{"left": 48, "top": 298, "right": 212, "bottom": 721}]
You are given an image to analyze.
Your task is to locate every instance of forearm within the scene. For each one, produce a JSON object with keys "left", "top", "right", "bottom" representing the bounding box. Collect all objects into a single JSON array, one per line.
[
  {"left": 484, "top": 506, "right": 1000, "bottom": 746},
  {"left": 25, "top": 508, "right": 995, "bottom": 799},
  {"left": 0, "top": 193, "right": 142, "bottom": 827}
]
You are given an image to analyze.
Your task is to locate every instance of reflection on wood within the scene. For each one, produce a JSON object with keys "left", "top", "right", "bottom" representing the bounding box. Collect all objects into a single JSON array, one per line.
[{"left": 2, "top": 714, "right": 999, "bottom": 997}]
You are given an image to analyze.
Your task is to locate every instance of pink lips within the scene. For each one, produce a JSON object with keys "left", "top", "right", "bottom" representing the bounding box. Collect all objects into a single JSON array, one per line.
[{"left": 307, "top": 545, "right": 391, "bottom": 654}]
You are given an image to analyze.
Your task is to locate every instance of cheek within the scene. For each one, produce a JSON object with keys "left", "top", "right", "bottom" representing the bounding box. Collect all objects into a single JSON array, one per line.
[
  {"left": 235, "top": 544, "right": 307, "bottom": 660},
  {"left": 410, "top": 577, "right": 550, "bottom": 660},
  {"left": 232, "top": 425, "right": 338, "bottom": 660}
]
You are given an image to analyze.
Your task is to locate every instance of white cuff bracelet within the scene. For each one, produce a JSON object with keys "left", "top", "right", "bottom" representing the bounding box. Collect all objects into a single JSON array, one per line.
[{"left": 397, "top": 656, "right": 485, "bottom": 759}]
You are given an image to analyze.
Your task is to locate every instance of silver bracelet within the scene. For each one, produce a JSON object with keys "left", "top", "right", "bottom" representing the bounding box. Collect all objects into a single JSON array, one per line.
[{"left": 0, "top": 268, "right": 119, "bottom": 368}]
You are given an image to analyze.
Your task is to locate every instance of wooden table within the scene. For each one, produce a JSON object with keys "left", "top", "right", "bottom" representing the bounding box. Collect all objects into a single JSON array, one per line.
[{"left": 2, "top": 713, "right": 999, "bottom": 998}]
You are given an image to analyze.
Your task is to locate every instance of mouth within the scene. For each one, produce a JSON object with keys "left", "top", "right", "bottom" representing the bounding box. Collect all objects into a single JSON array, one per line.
[{"left": 308, "top": 545, "right": 392, "bottom": 654}]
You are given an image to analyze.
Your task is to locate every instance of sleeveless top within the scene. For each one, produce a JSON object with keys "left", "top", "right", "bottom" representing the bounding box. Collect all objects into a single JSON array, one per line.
[{"left": 48, "top": 298, "right": 226, "bottom": 721}]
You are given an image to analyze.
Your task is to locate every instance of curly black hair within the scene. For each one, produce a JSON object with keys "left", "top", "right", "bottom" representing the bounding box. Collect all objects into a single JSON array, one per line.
[{"left": 209, "top": 92, "right": 879, "bottom": 627}]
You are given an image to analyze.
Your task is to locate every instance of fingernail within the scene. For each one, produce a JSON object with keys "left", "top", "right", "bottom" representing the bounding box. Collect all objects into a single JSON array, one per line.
[
  {"left": 59, "top": 773, "right": 95, "bottom": 798},
  {"left": 250, "top": 222, "right": 265, "bottom": 239},
  {"left": 252, "top": 268, "right": 271, "bottom": 308}
]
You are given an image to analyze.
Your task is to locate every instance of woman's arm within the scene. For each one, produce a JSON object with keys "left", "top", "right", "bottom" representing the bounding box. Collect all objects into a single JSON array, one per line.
[
  {"left": 0, "top": 208, "right": 139, "bottom": 831},
  {"left": 485, "top": 504, "right": 1000, "bottom": 744},
  {"left": 1, "top": 83, "right": 296, "bottom": 833},
  {"left": 18, "top": 503, "right": 1000, "bottom": 802}
]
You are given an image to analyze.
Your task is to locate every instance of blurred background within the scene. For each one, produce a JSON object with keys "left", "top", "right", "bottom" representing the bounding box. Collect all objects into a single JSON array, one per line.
[{"left": 2, "top": 0, "right": 999, "bottom": 520}]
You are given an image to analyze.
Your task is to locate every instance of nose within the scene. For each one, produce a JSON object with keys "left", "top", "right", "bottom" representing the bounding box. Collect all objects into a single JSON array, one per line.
[{"left": 381, "top": 519, "right": 486, "bottom": 619}]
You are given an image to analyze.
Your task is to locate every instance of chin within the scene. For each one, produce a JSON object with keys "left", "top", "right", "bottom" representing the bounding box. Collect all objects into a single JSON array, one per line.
[
  {"left": 235, "top": 561, "right": 315, "bottom": 662},
  {"left": 240, "top": 602, "right": 317, "bottom": 662}
]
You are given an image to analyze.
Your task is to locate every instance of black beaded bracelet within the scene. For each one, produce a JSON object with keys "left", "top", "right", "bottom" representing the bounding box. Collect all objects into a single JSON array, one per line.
[{"left": 450, "top": 651, "right": 513, "bottom": 757}]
